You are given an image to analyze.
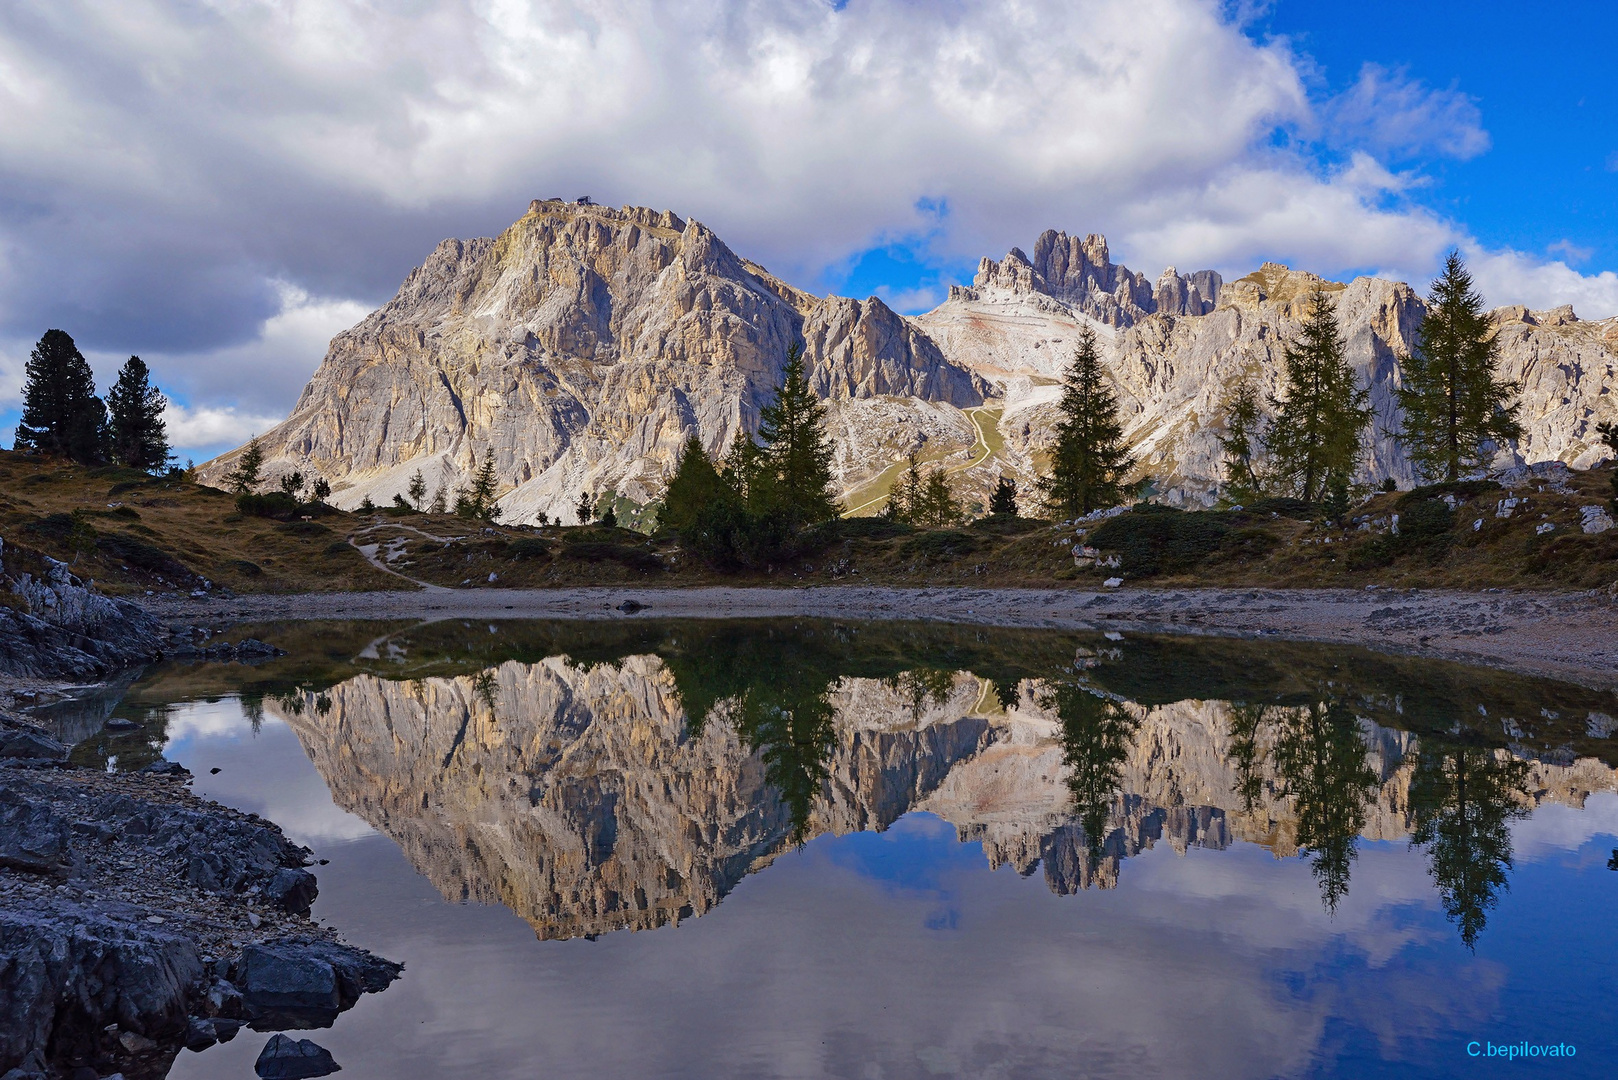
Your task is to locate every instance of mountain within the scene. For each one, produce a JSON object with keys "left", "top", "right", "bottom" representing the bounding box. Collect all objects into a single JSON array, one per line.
[
  {"left": 199, "top": 199, "right": 983, "bottom": 522},
  {"left": 200, "top": 203, "right": 1618, "bottom": 519}
]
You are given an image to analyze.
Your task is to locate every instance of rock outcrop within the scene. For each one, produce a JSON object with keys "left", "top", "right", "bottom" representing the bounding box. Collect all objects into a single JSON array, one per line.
[{"left": 0, "top": 537, "right": 164, "bottom": 680}]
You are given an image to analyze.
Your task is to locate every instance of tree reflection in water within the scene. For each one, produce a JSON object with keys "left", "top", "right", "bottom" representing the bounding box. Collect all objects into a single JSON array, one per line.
[
  {"left": 1045, "top": 681, "right": 1142, "bottom": 880},
  {"left": 1409, "top": 742, "right": 1531, "bottom": 950},
  {"left": 1230, "top": 700, "right": 1379, "bottom": 915}
]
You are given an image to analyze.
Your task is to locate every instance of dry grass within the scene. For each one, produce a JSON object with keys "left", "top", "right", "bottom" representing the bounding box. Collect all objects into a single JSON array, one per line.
[
  {"left": 0, "top": 451, "right": 405, "bottom": 596},
  {"left": 4, "top": 449, "right": 1613, "bottom": 596}
]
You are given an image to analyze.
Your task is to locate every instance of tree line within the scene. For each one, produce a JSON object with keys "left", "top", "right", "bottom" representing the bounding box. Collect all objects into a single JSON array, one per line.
[{"left": 13, "top": 329, "right": 173, "bottom": 472}]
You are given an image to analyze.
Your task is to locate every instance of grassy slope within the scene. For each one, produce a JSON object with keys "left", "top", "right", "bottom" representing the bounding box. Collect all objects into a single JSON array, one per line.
[{"left": 3, "top": 449, "right": 1613, "bottom": 595}]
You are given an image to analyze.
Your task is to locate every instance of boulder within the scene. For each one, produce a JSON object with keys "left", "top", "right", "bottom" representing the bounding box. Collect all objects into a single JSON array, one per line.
[
  {"left": 0, "top": 727, "right": 67, "bottom": 762},
  {"left": 254, "top": 1034, "right": 341, "bottom": 1079},
  {"left": 0, "top": 793, "right": 70, "bottom": 873},
  {"left": 264, "top": 868, "right": 319, "bottom": 916}
]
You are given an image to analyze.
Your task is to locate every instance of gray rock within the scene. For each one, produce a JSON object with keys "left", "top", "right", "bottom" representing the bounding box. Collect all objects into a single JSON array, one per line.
[
  {"left": 236, "top": 946, "right": 340, "bottom": 1015},
  {"left": 0, "top": 728, "right": 67, "bottom": 762},
  {"left": 255, "top": 1034, "right": 341, "bottom": 1079},
  {"left": 264, "top": 868, "right": 319, "bottom": 916},
  {"left": 0, "top": 792, "right": 69, "bottom": 873},
  {"left": 183, "top": 1016, "right": 219, "bottom": 1052}
]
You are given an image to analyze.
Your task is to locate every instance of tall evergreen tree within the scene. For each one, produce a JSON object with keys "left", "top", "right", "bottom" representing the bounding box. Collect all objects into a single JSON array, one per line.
[
  {"left": 406, "top": 469, "right": 427, "bottom": 510},
  {"left": 917, "top": 466, "right": 963, "bottom": 526},
  {"left": 14, "top": 329, "right": 106, "bottom": 463},
  {"left": 1397, "top": 253, "right": 1523, "bottom": 482},
  {"left": 105, "top": 356, "right": 170, "bottom": 471},
  {"left": 1038, "top": 325, "right": 1135, "bottom": 517},
  {"left": 1046, "top": 681, "right": 1142, "bottom": 884},
  {"left": 1217, "top": 376, "right": 1263, "bottom": 503},
  {"left": 660, "top": 436, "right": 736, "bottom": 537},
  {"left": 455, "top": 451, "right": 502, "bottom": 521},
  {"left": 883, "top": 454, "right": 925, "bottom": 523},
  {"left": 989, "top": 475, "right": 1019, "bottom": 517},
  {"left": 224, "top": 436, "right": 265, "bottom": 494},
  {"left": 755, "top": 342, "right": 840, "bottom": 525},
  {"left": 1263, "top": 288, "right": 1370, "bottom": 504}
]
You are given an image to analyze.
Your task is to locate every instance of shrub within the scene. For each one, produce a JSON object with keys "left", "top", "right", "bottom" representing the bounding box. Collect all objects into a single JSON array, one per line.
[
  {"left": 1089, "top": 505, "right": 1232, "bottom": 576},
  {"left": 506, "top": 537, "right": 553, "bottom": 560},
  {"left": 1398, "top": 480, "right": 1500, "bottom": 508},
  {"left": 23, "top": 513, "right": 76, "bottom": 541},
  {"left": 1241, "top": 496, "right": 1314, "bottom": 519},
  {"left": 276, "top": 520, "right": 331, "bottom": 537},
  {"left": 1399, "top": 498, "right": 1456, "bottom": 539},
  {"left": 1348, "top": 498, "right": 1455, "bottom": 569},
  {"left": 231, "top": 559, "right": 263, "bottom": 577},
  {"left": 808, "top": 517, "right": 912, "bottom": 544},
  {"left": 900, "top": 530, "right": 978, "bottom": 559},
  {"left": 236, "top": 491, "right": 302, "bottom": 520},
  {"left": 96, "top": 533, "right": 192, "bottom": 579},
  {"left": 322, "top": 541, "right": 352, "bottom": 557},
  {"left": 110, "top": 505, "right": 141, "bottom": 519},
  {"left": 558, "top": 541, "right": 662, "bottom": 572}
]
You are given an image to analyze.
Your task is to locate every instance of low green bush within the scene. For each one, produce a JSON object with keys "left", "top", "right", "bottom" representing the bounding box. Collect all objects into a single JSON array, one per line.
[
  {"left": 1241, "top": 496, "right": 1314, "bottom": 519},
  {"left": 900, "top": 530, "right": 979, "bottom": 559},
  {"left": 1398, "top": 480, "right": 1500, "bottom": 508},
  {"left": 230, "top": 559, "right": 263, "bottom": 577},
  {"left": 276, "top": 520, "right": 331, "bottom": 537},
  {"left": 236, "top": 492, "right": 303, "bottom": 520},
  {"left": 1089, "top": 505, "right": 1232, "bottom": 575},
  {"left": 558, "top": 541, "right": 663, "bottom": 572},
  {"left": 506, "top": 537, "right": 553, "bottom": 560},
  {"left": 97, "top": 533, "right": 192, "bottom": 579}
]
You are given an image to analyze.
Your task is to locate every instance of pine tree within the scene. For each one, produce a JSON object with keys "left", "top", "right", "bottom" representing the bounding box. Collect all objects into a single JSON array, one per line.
[
  {"left": 406, "top": 469, "right": 427, "bottom": 510},
  {"left": 883, "top": 455, "right": 925, "bottom": 523},
  {"left": 455, "top": 451, "right": 501, "bottom": 521},
  {"left": 1217, "top": 376, "right": 1263, "bottom": 503},
  {"left": 661, "top": 436, "right": 737, "bottom": 537},
  {"left": 917, "top": 466, "right": 963, "bottom": 526},
  {"left": 14, "top": 329, "right": 106, "bottom": 464},
  {"left": 279, "top": 471, "right": 305, "bottom": 497},
  {"left": 1263, "top": 288, "right": 1370, "bottom": 504},
  {"left": 989, "top": 476, "right": 1019, "bottom": 518},
  {"left": 105, "top": 356, "right": 170, "bottom": 472},
  {"left": 576, "top": 491, "right": 593, "bottom": 526},
  {"left": 225, "top": 436, "right": 265, "bottom": 494},
  {"left": 428, "top": 483, "right": 448, "bottom": 515},
  {"left": 1038, "top": 325, "right": 1135, "bottom": 518},
  {"left": 311, "top": 477, "right": 332, "bottom": 503},
  {"left": 1397, "top": 253, "right": 1523, "bottom": 482},
  {"left": 755, "top": 342, "right": 840, "bottom": 525}
]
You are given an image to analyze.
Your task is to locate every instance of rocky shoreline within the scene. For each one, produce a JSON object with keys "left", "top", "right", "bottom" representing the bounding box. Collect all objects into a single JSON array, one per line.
[{"left": 0, "top": 724, "right": 399, "bottom": 1080}]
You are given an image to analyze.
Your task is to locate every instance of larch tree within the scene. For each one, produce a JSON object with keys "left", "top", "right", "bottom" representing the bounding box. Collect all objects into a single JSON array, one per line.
[
  {"left": 1216, "top": 376, "right": 1263, "bottom": 503},
  {"left": 106, "top": 356, "right": 170, "bottom": 472},
  {"left": 755, "top": 342, "right": 840, "bottom": 526},
  {"left": 1038, "top": 325, "right": 1135, "bottom": 518},
  {"left": 988, "top": 475, "right": 1019, "bottom": 518},
  {"left": 224, "top": 436, "right": 265, "bottom": 494},
  {"left": 15, "top": 329, "right": 106, "bottom": 464},
  {"left": 1262, "top": 288, "right": 1370, "bottom": 505},
  {"left": 1396, "top": 252, "right": 1523, "bottom": 482}
]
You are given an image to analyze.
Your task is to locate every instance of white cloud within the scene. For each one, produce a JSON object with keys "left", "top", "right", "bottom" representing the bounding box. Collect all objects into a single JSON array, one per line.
[
  {"left": 1465, "top": 243, "right": 1618, "bottom": 317},
  {"left": 0, "top": 0, "right": 1613, "bottom": 436},
  {"left": 162, "top": 402, "right": 287, "bottom": 458},
  {"left": 1326, "top": 64, "right": 1491, "bottom": 162}
]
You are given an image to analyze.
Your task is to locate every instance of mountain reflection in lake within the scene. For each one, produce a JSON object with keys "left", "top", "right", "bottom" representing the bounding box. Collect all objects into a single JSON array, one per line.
[{"left": 84, "top": 620, "right": 1618, "bottom": 1079}]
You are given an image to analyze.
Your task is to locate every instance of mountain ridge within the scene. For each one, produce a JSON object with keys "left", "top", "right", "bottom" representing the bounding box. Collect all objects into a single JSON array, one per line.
[{"left": 198, "top": 200, "right": 1618, "bottom": 522}]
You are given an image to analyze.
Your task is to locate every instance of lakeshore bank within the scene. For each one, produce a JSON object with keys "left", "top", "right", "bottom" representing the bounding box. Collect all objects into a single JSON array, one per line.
[{"left": 142, "top": 584, "right": 1618, "bottom": 691}]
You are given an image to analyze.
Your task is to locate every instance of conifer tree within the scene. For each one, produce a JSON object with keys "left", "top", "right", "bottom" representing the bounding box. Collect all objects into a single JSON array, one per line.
[
  {"left": 1263, "top": 288, "right": 1370, "bottom": 504},
  {"left": 576, "top": 491, "right": 593, "bottom": 526},
  {"left": 406, "top": 469, "right": 427, "bottom": 510},
  {"left": 224, "top": 436, "right": 265, "bottom": 494},
  {"left": 660, "top": 436, "right": 736, "bottom": 537},
  {"left": 106, "top": 356, "right": 170, "bottom": 472},
  {"left": 311, "top": 477, "right": 331, "bottom": 503},
  {"left": 989, "top": 476, "right": 1019, "bottom": 518},
  {"left": 883, "top": 455, "right": 925, "bottom": 523},
  {"left": 1217, "top": 376, "right": 1263, "bottom": 502},
  {"left": 721, "top": 431, "right": 764, "bottom": 503},
  {"left": 1397, "top": 252, "right": 1523, "bottom": 482},
  {"left": 917, "top": 466, "right": 963, "bottom": 526},
  {"left": 1038, "top": 325, "right": 1135, "bottom": 517},
  {"left": 14, "top": 329, "right": 106, "bottom": 464},
  {"left": 429, "top": 483, "right": 448, "bottom": 515},
  {"left": 455, "top": 451, "right": 501, "bottom": 521},
  {"left": 755, "top": 342, "right": 840, "bottom": 525}
]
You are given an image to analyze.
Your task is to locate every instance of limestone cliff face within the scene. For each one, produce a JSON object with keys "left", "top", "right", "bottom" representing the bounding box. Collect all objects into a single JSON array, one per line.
[
  {"left": 203, "top": 204, "right": 1616, "bottom": 517},
  {"left": 271, "top": 658, "right": 1617, "bottom": 938},
  {"left": 925, "top": 256, "right": 1618, "bottom": 503},
  {"left": 198, "top": 201, "right": 982, "bottom": 522}
]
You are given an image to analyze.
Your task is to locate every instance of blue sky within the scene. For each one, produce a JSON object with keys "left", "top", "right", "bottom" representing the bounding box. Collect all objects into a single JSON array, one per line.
[{"left": 2, "top": 0, "right": 1616, "bottom": 462}]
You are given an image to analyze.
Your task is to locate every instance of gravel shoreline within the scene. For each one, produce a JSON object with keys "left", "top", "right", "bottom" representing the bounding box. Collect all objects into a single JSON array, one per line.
[{"left": 142, "top": 584, "right": 1618, "bottom": 690}]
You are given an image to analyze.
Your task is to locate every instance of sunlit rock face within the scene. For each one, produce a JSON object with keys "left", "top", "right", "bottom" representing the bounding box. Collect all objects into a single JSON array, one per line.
[
  {"left": 197, "top": 200, "right": 983, "bottom": 522},
  {"left": 923, "top": 255, "right": 1618, "bottom": 505},
  {"left": 270, "top": 656, "right": 1618, "bottom": 938},
  {"left": 201, "top": 201, "right": 1614, "bottom": 517}
]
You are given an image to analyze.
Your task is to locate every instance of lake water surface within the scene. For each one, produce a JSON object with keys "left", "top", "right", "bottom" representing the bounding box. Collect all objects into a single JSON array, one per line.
[{"left": 65, "top": 620, "right": 1618, "bottom": 1079}]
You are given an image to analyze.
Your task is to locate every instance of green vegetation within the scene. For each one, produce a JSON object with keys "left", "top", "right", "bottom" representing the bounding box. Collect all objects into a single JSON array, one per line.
[
  {"left": 1037, "top": 325, "right": 1135, "bottom": 517},
  {"left": 1262, "top": 287, "right": 1370, "bottom": 505},
  {"left": 105, "top": 356, "right": 171, "bottom": 472},
  {"left": 1216, "top": 376, "right": 1264, "bottom": 504},
  {"left": 1397, "top": 252, "right": 1523, "bottom": 483},
  {"left": 14, "top": 329, "right": 109, "bottom": 465}
]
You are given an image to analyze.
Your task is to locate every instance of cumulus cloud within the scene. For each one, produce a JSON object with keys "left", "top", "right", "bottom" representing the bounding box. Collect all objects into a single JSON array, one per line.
[
  {"left": 1465, "top": 244, "right": 1618, "bottom": 317},
  {"left": 0, "top": 0, "right": 1614, "bottom": 439}
]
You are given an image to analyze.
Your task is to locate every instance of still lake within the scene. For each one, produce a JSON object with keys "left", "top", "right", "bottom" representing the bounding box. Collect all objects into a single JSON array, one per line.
[{"left": 59, "top": 619, "right": 1618, "bottom": 1079}]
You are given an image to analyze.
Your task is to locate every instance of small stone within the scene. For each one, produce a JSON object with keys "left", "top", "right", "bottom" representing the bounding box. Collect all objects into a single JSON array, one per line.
[
  {"left": 254, "top": 1034, "right": 341, "bottom": 1079},
  {"left": 1103, "top": 577, "right": 1123, "bottom": 588},
  {"left": 248, "top": 912, "right": 262, "bottom": 929}
]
